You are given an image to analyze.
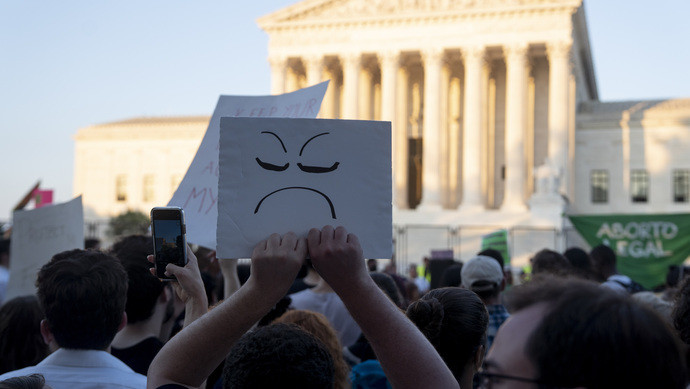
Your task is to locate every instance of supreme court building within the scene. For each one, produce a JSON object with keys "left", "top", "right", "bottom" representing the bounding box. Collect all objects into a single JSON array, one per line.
[{"left": 74, "top": 0, "right": 690, "bottom": 266}]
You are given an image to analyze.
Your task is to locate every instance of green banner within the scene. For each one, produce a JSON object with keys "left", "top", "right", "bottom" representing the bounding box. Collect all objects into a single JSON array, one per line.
[
  {"left": 568, "top": 214, "right": 690, "bottom": 289},
  {"left": 481, "top": 229, "right": 510, "bottom": 266}
]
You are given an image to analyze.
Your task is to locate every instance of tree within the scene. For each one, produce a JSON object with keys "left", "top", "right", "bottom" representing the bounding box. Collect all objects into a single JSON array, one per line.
[{"left": 108, "top": 210, "right": 150, "bottom": 237}]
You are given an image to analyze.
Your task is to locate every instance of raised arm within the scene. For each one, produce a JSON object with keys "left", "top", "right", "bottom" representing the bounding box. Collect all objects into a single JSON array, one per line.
[
  {"left": 308, "top": 226, "right": 460, "bottom": 389},
  {"left": 147, "top": 233, "right": 306, "bottom": 389}
]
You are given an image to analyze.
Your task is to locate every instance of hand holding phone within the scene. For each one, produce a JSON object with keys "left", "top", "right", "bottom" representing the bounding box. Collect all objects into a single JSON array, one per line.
[{"left": 151, "top": 207, "right": 188, "bottom": 280}]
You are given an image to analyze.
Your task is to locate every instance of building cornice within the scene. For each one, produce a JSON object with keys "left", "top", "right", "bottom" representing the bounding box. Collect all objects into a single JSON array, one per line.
[
  {"left": 576, "top": 99, "right": 690, "bottom": 129},
  {"left": 74, "top": 116, "right": 210, "bottom": 141},
  {"left": 258, "top": 0, "right": 582, "bottom": 32}
]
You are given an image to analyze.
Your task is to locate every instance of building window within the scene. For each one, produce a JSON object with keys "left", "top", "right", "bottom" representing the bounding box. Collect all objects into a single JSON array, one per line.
[
  {"left": 590, "top": 170, "right": 608, "bottom": 203},
  {"left": 116, "top": 175, "right": 127, "bottom": 202},
  {"left": 673, "top": 170, "right": 690, "bottom": 203},
  {"left": 630, "top": 170, "right": 649, "bottom": 203},
  {"left": 143, "top": 175, "right": 155, "bottom": 202}
]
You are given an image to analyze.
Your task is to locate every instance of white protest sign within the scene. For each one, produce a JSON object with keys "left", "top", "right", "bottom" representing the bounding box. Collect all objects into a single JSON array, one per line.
[
  {"left": 168, "top": 82, "right": 329, "bottom": 250},
  {"left": 6, "top": 196, "right": 84, "bottom": 301},
  {"left": 217, "top": 117, "right": 392, "bottom": 259}
]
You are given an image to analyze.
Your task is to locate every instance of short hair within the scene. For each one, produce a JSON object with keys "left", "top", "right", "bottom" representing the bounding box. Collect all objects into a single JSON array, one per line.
[
  {"left": 406, "top": 287, "right": 488, "bottom": 381},
  {"left": 439, "top": 263, "right": 462, "bottom": 288},
  {"left": 477, "top": 248, "right": 504, "bottom": 269},
  {"left": 274, "top": 310, "right": 349, "bottom": 389},
  {"left": 110, "top": 235, "right": 163, "bottom": 324},
  {"left": 507, "top": 277, "right": 687, "bottom": 388},
  {"left": 0, "top": 374, "right": 46, "bottom": 389},
  {"left": 590, "top": 244, "right": 617, "bottom": 278},
  {"left": 370, "top": 272, "right": 403, "bottom": 308},
  {"left": 84, "top": 238, "right": 101, "bottom": 250},
  {"left": 0, "top": 296, "right": 48, "bottom": 374},
  {"left": 563, "top": 247, "right": 594, "bottom": 279},
  {"left": 530, "top": 249, "right": 572, "bottom": 276},
  {"left": 223, "top": 323, "right": 334, "bottom": 389},
  {"left": 37, "top": 249, "right": 128, "bottom": 350}
]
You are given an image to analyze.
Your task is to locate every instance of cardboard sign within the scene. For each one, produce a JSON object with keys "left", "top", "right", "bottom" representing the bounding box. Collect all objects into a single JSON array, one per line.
[
  {"left": 216, "top": 117, "right": 392, "bottom": 259},
  {"left": 6, "top": 196, "right": 84, "bottom": 301},
  {"left": 168, "top": 82, "right": 329, "bottom": 250}
]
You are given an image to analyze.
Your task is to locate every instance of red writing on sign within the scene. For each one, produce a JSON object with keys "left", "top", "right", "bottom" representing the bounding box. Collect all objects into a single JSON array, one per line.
[{"left": 183, "top": 187, "right": 217, "bottom": 215}]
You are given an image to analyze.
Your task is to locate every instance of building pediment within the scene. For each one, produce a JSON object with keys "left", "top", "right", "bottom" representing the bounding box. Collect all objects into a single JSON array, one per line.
[{"left": 258, "top": 0, "right": 582, "bottom": 27}]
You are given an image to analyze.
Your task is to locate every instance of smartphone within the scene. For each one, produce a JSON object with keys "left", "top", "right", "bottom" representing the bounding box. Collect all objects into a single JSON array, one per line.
[{"left": 150, "top": 207, "right": 188, "bottom": 280}]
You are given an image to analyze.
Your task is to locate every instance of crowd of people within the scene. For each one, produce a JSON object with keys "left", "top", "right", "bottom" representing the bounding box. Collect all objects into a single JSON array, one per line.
[{"left": 0, "top": 224, "right": 688, "bottom": 388}]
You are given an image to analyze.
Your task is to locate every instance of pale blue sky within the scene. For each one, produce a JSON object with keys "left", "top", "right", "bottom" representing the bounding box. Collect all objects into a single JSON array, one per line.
[{"left": 1, "top": 0, "right": 688, "bottom": 220}]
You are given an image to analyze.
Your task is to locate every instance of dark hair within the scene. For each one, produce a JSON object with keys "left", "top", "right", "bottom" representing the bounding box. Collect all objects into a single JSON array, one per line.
[
  {"left": 563, "top": 247, "right": 594, "bottom": 279},
  {"left": 370, "top": 272, "right": 403, "bottom": 308},
  {"left": 0, "top": 374, "right": 46, "bottom": 389},
  {"left": 84, "top": 238, "right": 101, "bottom": 250},
  {"left": 530, "top": 249, "right": 572, "bottom": 277},
  {"left": 110, "top": 235, "right": 163, "bottom": 324},
  {"left": 590, "top": 244, "right": 617, "bottom": 280},
  {"left": 440, "top": 263, "right": 462, "bottom": 288},
  {"left": 274, "top": 310, "right": 350, "bottom": 389},
  {"left": 223, "top": 323, "right": 334, "bottom": 389},
  {"left": 673, "top": 275, "right": 690, "bottom": 345},
  {"left": 37, "top": 249, "right": 128, "bottom": 350},
  {"left": 477, "top": 248, "right": 504, "bottom": 269},
  {"left": 0, "top": 239, "right": 9, "bottom": 257},
  {"left": 0, "top": 296, "right": 48, "bottom": 374},
  {"left": 406, "top": 287, "right": 488, "bottom": 381},
  {"left": 508, "top": 277, "right": 687, "bottom": 388}
]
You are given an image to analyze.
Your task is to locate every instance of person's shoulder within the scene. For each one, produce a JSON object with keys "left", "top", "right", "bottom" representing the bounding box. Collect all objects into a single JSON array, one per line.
[
  {"left": 0, "top": 366, "right": 38, "bottom": 380},
  {"left": 289, "top": 287, "right": 316, "bottom": 302}
]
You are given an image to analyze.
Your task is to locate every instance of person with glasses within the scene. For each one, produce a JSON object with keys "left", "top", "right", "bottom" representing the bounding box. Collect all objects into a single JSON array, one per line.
[{"left": 479, "top": 276, "right": 686, "bottom": 388}]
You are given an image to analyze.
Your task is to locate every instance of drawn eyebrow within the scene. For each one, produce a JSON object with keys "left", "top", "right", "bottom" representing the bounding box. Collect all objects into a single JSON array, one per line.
[
  {"left": 256, "top": 158, "right": 289, "bottom": 172},
  {"left": 261, "top": 131, "right": 287, "bottom": 153},
  {"left": 297, "top": 162, "right": 340, "bottom": 173},
  {"left": 254, "top": 186, "right": 336, "bottom": 219},
  {"left": 299, "top": 132, "right": 330, "bottom": 156}
]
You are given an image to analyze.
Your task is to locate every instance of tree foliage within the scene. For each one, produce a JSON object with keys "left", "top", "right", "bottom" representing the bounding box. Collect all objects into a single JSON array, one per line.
[{"left": 108, "top": 210, "right": 150, "bottom": 237}]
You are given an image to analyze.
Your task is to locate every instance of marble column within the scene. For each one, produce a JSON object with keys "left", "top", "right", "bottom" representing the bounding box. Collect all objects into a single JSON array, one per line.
[
  {"left": 269, "top": 56, "right": 287, "bottom": 95},
  {"left": 501, "top": 44, "right": 529, "bottom": 211},
  {"left": 342, "top": 53, "right": 361, "bottom": 119},
  {"left": 380, "top": 51, "right": 405, "bottom": 207},
  {"left": 546, "top": 41, "right": 572, "bottom": 193},
  {"left": 305, "top": 55, "right": 323, "bottom": 87},
  {"left": 460, "top": 45, "right": 485, "bottom": 210},
  {"left": 418, "top": 48, "right": 444, "bottom": 210}
]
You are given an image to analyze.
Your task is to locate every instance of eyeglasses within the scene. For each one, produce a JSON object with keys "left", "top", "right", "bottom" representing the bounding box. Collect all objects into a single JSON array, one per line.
[{"left": 476, "top": 370, "right": 563, "bottom": 389}]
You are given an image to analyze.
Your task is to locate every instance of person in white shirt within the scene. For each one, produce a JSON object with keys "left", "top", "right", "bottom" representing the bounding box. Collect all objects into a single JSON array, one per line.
[{"left": 0, "top": 249, "right": 147, "bottom": 389}]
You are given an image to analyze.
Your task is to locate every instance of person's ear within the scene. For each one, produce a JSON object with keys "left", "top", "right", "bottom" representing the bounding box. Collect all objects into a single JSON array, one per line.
[
  {"left": 40, "top": 319, "right": 54, "bottom": 346},
  {"left": 117, "top": 312, "right": 128, "bottom": 332},
  {"left": 474, "top": 344, "right": 485, "bottom": 372}
]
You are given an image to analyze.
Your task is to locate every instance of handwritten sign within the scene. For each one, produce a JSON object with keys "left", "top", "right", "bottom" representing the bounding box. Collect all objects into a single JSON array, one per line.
[
  {"left": 216, "top": 117, "right": 392, "bottom": 259},
  {"left": 168, "top": 82, "right": 329, "bottom": 250},
  {"left": 6, "top": 196, "right": 84, "bottom": 300}
]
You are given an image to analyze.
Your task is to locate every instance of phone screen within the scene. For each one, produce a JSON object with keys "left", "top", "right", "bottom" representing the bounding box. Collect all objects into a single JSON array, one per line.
[{"left": 151, "top": 208, "right": 187, "bottom": 279}]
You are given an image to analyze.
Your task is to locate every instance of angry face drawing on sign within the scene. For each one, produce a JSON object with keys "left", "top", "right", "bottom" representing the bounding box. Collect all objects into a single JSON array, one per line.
[{"left": 253, "top": 130, "right": 339, "bottom": 219}]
